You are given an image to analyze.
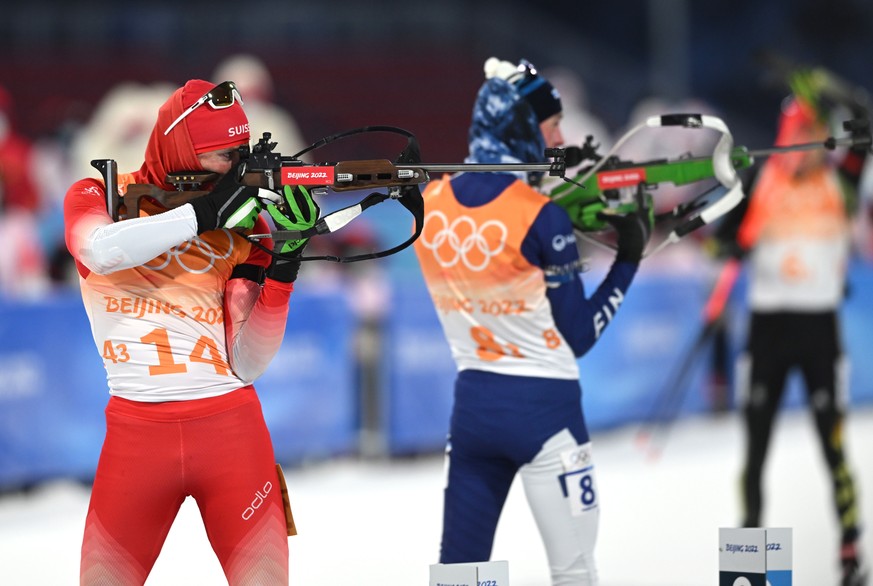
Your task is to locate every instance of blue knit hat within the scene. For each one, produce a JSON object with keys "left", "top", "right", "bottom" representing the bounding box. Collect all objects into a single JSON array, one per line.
[
  {"left": 514, "top": 60, "right": 562, "bottom": 122},
  {"left": 466, "top": 58, "right": 563, "bottom": 184}
]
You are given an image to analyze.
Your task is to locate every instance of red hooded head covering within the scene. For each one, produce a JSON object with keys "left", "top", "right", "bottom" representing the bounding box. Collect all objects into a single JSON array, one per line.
[{"left": 138, "top": 79, "right": 250, "bottom": 190}]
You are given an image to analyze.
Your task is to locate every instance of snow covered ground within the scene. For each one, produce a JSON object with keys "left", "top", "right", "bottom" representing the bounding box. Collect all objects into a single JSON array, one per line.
[{"left": 1, "top": 406, "right": 871, "bottom": 585}]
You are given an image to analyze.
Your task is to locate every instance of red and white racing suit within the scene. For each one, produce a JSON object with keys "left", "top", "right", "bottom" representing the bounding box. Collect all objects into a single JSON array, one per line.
[{"left": 65, "top": 174, "right": 294, "bottom": 585}]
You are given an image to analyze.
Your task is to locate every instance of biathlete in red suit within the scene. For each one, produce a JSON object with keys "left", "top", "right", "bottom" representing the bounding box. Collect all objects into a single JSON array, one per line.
[{"left": 64, "top": 79, "right": 317, "bottom": 585}]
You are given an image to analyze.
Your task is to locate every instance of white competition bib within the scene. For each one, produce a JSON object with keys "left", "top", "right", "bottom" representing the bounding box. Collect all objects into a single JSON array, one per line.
[{"left": 559, "top": 442, "right": 597, "bottom": 517}]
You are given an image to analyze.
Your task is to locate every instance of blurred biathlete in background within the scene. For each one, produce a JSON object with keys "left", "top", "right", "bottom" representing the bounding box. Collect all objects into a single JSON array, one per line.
[
  {"left": 414, "top": 58, "right": 650, "bottom": 585},
  {"left": 63, "top": 79, "right": 317, "bottom": 585},
  {"left": 731, "top": 80, "right": 869, "bottom": 586}
]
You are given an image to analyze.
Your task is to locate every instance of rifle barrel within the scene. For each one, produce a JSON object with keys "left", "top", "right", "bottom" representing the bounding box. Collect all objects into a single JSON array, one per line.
[
  {"left": 746, "top": 136, "right": 856, "bottom": 158},
  {"left": 408, "top": 163, "right": 556, "bottom": 173}
]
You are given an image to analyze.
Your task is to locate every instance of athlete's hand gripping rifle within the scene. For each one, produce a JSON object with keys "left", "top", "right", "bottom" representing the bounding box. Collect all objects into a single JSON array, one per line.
[{"left": 549, "top": 113, "right": 872, "bottom": 257}]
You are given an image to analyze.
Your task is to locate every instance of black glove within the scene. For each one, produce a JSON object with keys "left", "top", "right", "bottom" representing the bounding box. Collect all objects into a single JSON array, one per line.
[
  {"left": 188, "top": 162, "right": 262, "bottom": 234},
  {"left": 266, "top": 245, "right": 305, "bottom": 283},
  {"left": 598, "top": 207, "right": 651, "bottom": 263},
  {"left": 264, "top": 185, "right": 320, "bottom": 283}
]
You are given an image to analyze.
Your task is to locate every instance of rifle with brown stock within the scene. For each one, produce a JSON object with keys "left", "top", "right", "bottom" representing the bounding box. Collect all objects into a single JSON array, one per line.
[{"left": 90, "top": 126, "right": 572, "bottom": 262}]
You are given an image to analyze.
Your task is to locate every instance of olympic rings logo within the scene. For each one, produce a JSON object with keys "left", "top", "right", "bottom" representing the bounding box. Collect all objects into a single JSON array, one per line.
[
  {"left": 569, "top": 450, "right": 591, "bottom": 466},
  {"left": 565, "top": 448, "right": 591, "bottom": 468},
  {"left": 144, "top": 229, "right": 234, "bottom": 274},
  {"left": 420, "top": 211, "right": 507, "bottom": 271}
]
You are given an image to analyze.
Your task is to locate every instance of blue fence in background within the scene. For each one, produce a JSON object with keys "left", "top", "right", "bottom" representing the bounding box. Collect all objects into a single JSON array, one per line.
[{"left": 2, "top": 261, "right": 873, "bottom": 489}]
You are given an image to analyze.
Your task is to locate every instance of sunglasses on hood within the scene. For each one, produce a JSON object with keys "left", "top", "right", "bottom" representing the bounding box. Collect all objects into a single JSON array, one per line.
[{"left": 163, "top": 80, "right": 244, "bottom": 136}]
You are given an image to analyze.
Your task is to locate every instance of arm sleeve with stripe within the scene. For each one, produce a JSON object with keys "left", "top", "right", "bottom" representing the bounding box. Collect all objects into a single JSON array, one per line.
[
  {"left": 64, "top": 179, "right": 199, "bottom": 275},
  {"left": 522, "top": 202, "right": 639, "bottom": 357}
]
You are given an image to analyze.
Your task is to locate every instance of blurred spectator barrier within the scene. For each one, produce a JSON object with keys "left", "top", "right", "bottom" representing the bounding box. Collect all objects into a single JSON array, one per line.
[{"left": 2, "top": 263, "right": 873, "bottom": 489}]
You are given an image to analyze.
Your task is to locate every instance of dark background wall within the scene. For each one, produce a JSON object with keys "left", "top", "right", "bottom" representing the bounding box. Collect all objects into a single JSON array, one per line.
[{"left": 2, "top": 0, "right": 871, "bottom": 162}]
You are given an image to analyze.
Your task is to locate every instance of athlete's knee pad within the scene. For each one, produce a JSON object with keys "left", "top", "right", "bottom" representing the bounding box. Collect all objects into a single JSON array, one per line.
[{"left": 521, "top": 429, "right": 599, "bottom": 586}]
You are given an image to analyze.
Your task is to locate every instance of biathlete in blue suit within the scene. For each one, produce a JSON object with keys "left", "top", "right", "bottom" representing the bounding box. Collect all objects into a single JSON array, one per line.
[{"left": 414, "top": 57, "right": 651, "bottom": 586}]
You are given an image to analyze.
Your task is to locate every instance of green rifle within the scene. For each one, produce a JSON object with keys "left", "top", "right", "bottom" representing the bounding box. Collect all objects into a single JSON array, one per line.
[{"left": 548, "top": 114, "right": 870, "bottom": 258}]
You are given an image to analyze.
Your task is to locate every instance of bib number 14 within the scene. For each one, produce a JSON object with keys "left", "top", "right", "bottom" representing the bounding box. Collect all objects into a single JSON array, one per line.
[{"left": 103, "top": 327, "right": 230, "bottom": 376}]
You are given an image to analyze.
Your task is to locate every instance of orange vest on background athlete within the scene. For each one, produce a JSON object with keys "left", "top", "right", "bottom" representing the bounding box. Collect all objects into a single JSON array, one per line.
[
  {"left": 414, "top": 176, "right": 579, "bottom": 379},
  {"left": 738, "top": 162, "right": 849, "bottom": 311}
]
